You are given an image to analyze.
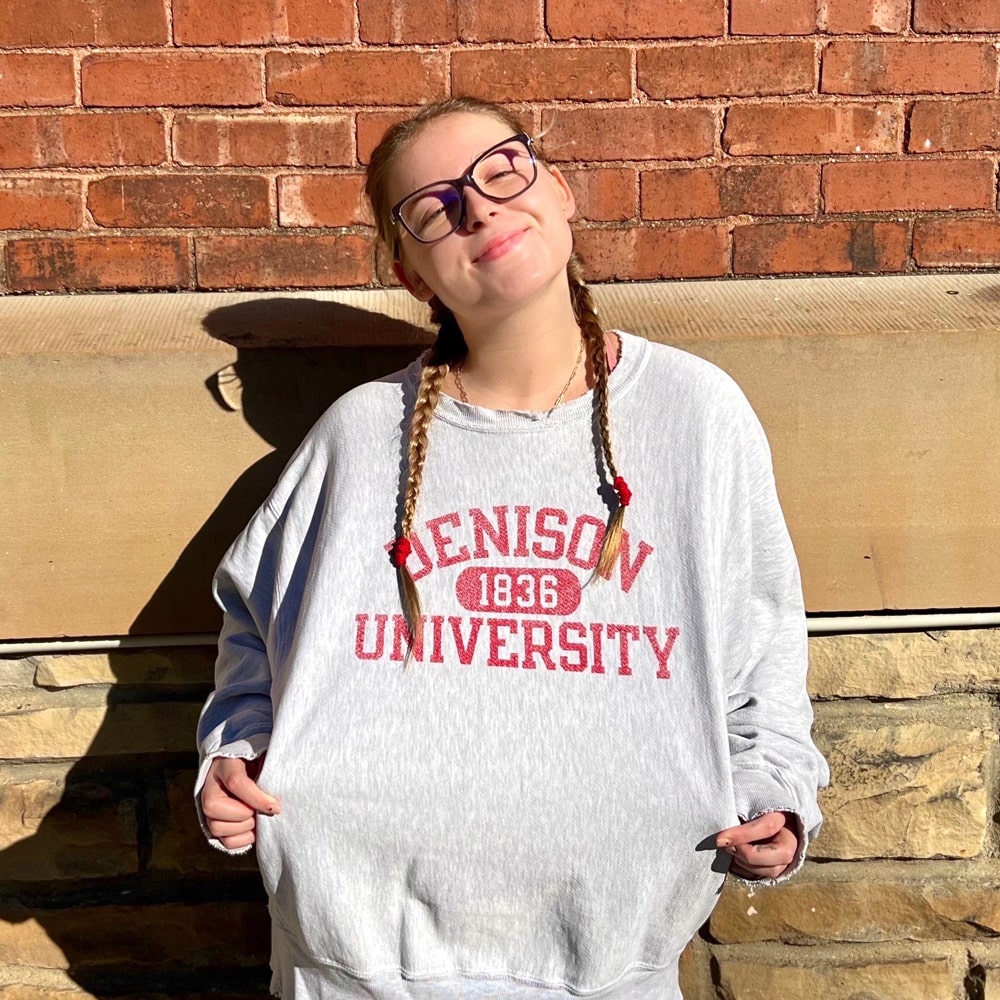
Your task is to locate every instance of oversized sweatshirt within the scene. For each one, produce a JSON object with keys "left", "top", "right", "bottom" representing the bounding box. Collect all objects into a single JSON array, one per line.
[{"left": 196, "top": 331, "right": 828, "bottom": 1000}]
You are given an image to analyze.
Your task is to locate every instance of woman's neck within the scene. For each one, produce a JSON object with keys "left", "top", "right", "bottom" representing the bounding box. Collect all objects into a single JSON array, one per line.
[{"left": 446, "top": 289, "right": 589, "bottom": 411}]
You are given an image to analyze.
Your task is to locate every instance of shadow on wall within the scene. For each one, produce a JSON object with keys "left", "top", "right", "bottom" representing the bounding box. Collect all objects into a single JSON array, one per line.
[{"left": 0, "top": 300, "right": 426, "bottom": 997}]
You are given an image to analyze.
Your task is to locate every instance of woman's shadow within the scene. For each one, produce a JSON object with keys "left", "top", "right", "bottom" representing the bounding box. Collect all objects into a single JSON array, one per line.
[{"left": 0, "top": 299, "right": 426, "bottom": 997}]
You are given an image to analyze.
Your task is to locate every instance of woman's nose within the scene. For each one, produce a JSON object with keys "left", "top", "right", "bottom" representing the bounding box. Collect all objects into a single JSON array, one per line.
[{"left": 461, "top": 186, "right": 498, "bottom": 229}]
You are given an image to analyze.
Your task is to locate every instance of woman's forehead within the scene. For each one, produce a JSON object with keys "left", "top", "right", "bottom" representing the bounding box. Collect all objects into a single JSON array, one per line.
[{"left": 388, "top": 113, "right": 515, "bottom": 201}]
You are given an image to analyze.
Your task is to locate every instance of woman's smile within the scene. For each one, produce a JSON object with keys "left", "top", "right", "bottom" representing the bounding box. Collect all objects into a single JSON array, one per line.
[{"left": 472, "top": 227, "right": 529, "bottom": 264}]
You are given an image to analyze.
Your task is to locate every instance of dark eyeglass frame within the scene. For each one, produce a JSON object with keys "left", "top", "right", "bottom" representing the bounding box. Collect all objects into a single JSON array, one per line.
[{"left": 390, "top": 133, "right": 538, "bottom": 245}]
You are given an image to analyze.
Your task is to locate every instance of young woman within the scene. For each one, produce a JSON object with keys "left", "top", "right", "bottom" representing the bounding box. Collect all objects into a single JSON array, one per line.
[{"left": 197, "top": 98, "right": 828, "bottom": 1000}]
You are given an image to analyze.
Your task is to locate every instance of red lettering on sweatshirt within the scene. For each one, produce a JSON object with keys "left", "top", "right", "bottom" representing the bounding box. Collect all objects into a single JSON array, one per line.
[
  {"left": 449, "top": 615, "right": 483, "bottom": 665},
  {"left": 470, "top": 506, "right": 510, "bottom": 559},
  {"left": 427, "top": 513, "right": 471, "bottom": 568},
  {"left": 522, "top": 619, "right": 556, "bottom": 671},
  {"left": 617, "top": 531, "right": 654, "bottom": 593},
  {"left": 558, "top": 621, "right": 588, "bottom": 672},
  {"left": 590, "top": 623, "right": 605, "bottom": 674},
  {"left": 513, "top": 505, "right": 530, "bottom": 557},
  {"left": 488, "top": 618, "right": 519, "bottom": 667},
  {"left": 644, "top": 626, "right": 679, "bottom": 679},
  {"left": 567, "top": 514, "right": 604, "bottom": 571},
  {"left": 355, "top": 613, "right": 387, "bottom": 660},
  {"left": 606, "top": 623, "right": 640, "bottom": 676},
  {"left": 532, "top": 507, "right": 568, "bottom": 560}
]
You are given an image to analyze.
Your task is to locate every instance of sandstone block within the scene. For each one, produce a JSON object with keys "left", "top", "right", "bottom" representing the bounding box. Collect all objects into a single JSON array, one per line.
[
  {"left": 0, "top": 901, "right": 267, "bottom": 969},
  {"left": 147, "top": 771, "right": 259, "bottom": 874},
  {"left": 0, "top": 764, "right": 137, "bottom": 879},
  {"left": 29, "top": 648, "right": 215, "bottom": 689},
  {"left": 715, "top": 956, "right": 953, "bottom": 1000},
  {"left": 712, "top": 860, "right": 1000, "bottom": 943},
  {"left": 0, "top": 696, "right": 201, "bottom": 760},
  {"left": 809, "top": 629, "right": 1000, "bottom": 699},
  {"left": 811, "top": 701, "right": 995, "bottom": 859}
]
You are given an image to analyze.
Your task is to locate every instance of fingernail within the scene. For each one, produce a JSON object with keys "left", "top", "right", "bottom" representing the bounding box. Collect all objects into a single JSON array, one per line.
[{"left": 726, "top": 846, "right": 737, "bottom": 855}]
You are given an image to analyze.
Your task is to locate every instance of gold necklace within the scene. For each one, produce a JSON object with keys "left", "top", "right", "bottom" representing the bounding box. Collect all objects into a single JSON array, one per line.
[{"left": 453, "top": 337, "right": 586, "bottom": 414}]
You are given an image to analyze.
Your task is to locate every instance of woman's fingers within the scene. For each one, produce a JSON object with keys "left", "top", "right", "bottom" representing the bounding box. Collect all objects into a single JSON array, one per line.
[{"left": 716, "top": 811, "right": 799, "bottom": 880}]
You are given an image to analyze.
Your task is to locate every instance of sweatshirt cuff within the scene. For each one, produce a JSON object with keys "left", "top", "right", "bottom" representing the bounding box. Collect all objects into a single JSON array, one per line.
[
  {"left": 731, "top": 769, "right": 809, "bottom": 885},
  {"left": 194, "top": 734, "right": 270, "bottom": 855}
]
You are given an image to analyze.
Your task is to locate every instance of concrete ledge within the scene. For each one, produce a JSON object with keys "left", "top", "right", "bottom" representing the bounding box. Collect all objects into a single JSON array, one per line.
[{"left": 2, "top": 273, "right": 998, "bottom": 639}]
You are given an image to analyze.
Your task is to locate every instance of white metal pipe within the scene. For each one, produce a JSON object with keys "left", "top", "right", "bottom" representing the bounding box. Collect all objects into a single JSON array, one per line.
[{"left": 2, "top": 612, "right": 1000, "bottom": 657}]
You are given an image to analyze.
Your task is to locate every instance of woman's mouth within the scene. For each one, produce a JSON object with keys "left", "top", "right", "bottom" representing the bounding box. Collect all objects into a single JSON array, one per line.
[{"left": 473, "top": 229, "right": 528, "bottom": 264}]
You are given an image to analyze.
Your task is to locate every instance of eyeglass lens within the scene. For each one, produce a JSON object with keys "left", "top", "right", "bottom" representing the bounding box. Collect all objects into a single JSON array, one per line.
[{"left": 399, "top": 139, "right": 536, "bottom": 243}]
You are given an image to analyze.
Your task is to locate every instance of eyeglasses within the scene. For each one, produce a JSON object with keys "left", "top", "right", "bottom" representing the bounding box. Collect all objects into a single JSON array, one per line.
[{"left": 391, "top": 133, "right": 538, "bottom": 245}]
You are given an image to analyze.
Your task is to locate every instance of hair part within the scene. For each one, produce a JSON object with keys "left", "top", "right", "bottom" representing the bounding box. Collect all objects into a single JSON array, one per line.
[{"left": 366, "top": 99, "right": 627, "bottom": 652}]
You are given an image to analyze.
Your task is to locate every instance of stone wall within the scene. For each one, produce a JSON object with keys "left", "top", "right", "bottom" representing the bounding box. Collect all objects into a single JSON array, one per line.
[{"left": 3, "top": 630, "right": 998, "bottom": 998}]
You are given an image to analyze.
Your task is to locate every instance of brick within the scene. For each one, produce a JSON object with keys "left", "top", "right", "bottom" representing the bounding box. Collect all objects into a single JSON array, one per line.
[
  {"left": 26, "top": 648, "right": 214, "bottom": 687},
  {"left": 147, "top": 770, "right": 259, "bottom": 873},
  {"left": 0, "top": 901, "right": 268, "bottom": 970},
  {"left": 818, "top": 0, "right": 909, "bottom": 33},
  {"left": 174, "top": 0, "right": 352, "bottom": 44},
  {"left": 812, "top": 702, "right": 994, "bottom": 860},
  {"left": 0, "top": 112, "right": 166, "bottom": 169},
  {"left": 0, "top": 179, "right": 82, "bottom": 231},
  {"left": 0, "top": 764, "right": 137, "bottom": 879},
  {"left": 541, "top": 107, "right": 715, "bottom": 162},
  {"left": 642, "top": 164, "right": 818, "bottom": 220},
  {"left": 723, "top": 101, "right": 900, "bottom": 155},
  {"left": 196, "top": 234, "right": 373, "bottom": 289},
  {"left": 82, "top": 52, "right": 262, "bottom": 108},
  {"left": 174, "top": 114, "right": 352, "bottom": 167},
  {"left": 267, "top": 51, "right": 447, "bottom": 107},
  {"left": 712, "top": 861, "right": 1000, "bottom": 943},
  {"left": 809, "top": 630, "right": 1000, "bottom": 699},
  {"left": 914, "top": 220, "right": 1000, "bottom": 267},
  {"left": 914, "top": 0, "right": 1000, "bottom": 32},
  {"left": 6, "top": 236, "right": 191, "bottom": 291},
  {"left": 562, "top": 167, "right": 637, "bottom": 222},
  {"left": 731, "top": 0, "right": 816, "bottom": 35},
  {"left": 452, "top": 48, "right": 631, "bottom": 102},
  {"left": 822, "top": 159, "right": 995, "bottom": 212},
  {"left": 821, "top": 40, "right": 997, "bottom": 95},
  {"left": 357, "top": 111, "right": 413, "bottom": 165},
  {"left": 88, "top": 175, "right": 270, "bottom": 229},
  {"left": 909, "top": 99, "right": 1000, "bottom": 153},
  {"left": 0, "top": 54, "right": 75, "bottom": 108},
  {"left": 547, "top": 0, "right": 724, "bottom": 39},
  {"left": 734, "top": 220, "right": 908, "bottom": 275},
  {"left": 278, "top": 174, "right": 373, "bottom": 227},
  {"left": 573, "top": 225, "right": 729, "bottom": 280},
  {"left": 0, "top": 0, "right": 167, "bottom": 45},
  {"left": 639, "top": 42, "right": 815, "bottom": 99},
  {"left": 360, "top": 0, "right": 541, "bottom": 42},
  {"left": 715, "top": 958, "right": 954, "bottom": 1000}
]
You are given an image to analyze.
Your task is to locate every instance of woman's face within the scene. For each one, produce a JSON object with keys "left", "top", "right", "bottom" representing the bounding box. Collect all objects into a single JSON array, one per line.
[{"left": 387, "top": 112, "right": 576, "bottom": 320}]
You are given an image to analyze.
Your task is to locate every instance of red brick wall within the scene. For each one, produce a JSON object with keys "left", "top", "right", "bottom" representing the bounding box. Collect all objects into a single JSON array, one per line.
[{"left": 1, "top": 0, "right": 998, "bottom": 292}]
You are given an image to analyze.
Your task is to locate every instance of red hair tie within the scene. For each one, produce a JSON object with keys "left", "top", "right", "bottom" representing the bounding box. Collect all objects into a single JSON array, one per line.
[
  {"left": 613, "top": 476, "right": 632, "bottom": 507},
  {"left": 390, "top": 537, "right": 411, "bottom": 567}
]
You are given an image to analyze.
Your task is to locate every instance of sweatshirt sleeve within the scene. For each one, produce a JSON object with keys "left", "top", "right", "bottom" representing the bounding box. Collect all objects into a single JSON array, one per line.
[
  {"left": 723, "top": 394, "right": 830, "bottom": 882},
  {"left": 194, "top": 500, "right": 282, "bottom": 852}
]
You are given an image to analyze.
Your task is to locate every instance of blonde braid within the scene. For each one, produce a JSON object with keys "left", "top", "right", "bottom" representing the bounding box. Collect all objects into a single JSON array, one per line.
[
  {"left": 394, "top": 358, "right": 448, "bottom": 650},
  {"left": 567, "top": 253, "right": 629, "bottom": 579}
]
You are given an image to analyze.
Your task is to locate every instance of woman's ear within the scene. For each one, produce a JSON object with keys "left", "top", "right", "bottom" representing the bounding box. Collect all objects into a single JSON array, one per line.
[
  {"left": 547, "top": 165, "right": 577, "bottom": 223},
  {"left": 392, "top": 258, "right": 435, "bottom": 303}
]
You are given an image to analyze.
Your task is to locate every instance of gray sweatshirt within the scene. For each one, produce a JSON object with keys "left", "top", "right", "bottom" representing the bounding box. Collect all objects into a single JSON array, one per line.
[{"left": 196, "top": 331, "right": 828, "bottom": 999}]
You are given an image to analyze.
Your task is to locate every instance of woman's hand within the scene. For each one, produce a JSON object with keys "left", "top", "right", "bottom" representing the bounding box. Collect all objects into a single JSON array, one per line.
[
  {"left": 715, "top": 811, "right": 799, "bottom": 880},
  {"left": 201, "top": 755, "right": 280, "bottom": 851}
]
